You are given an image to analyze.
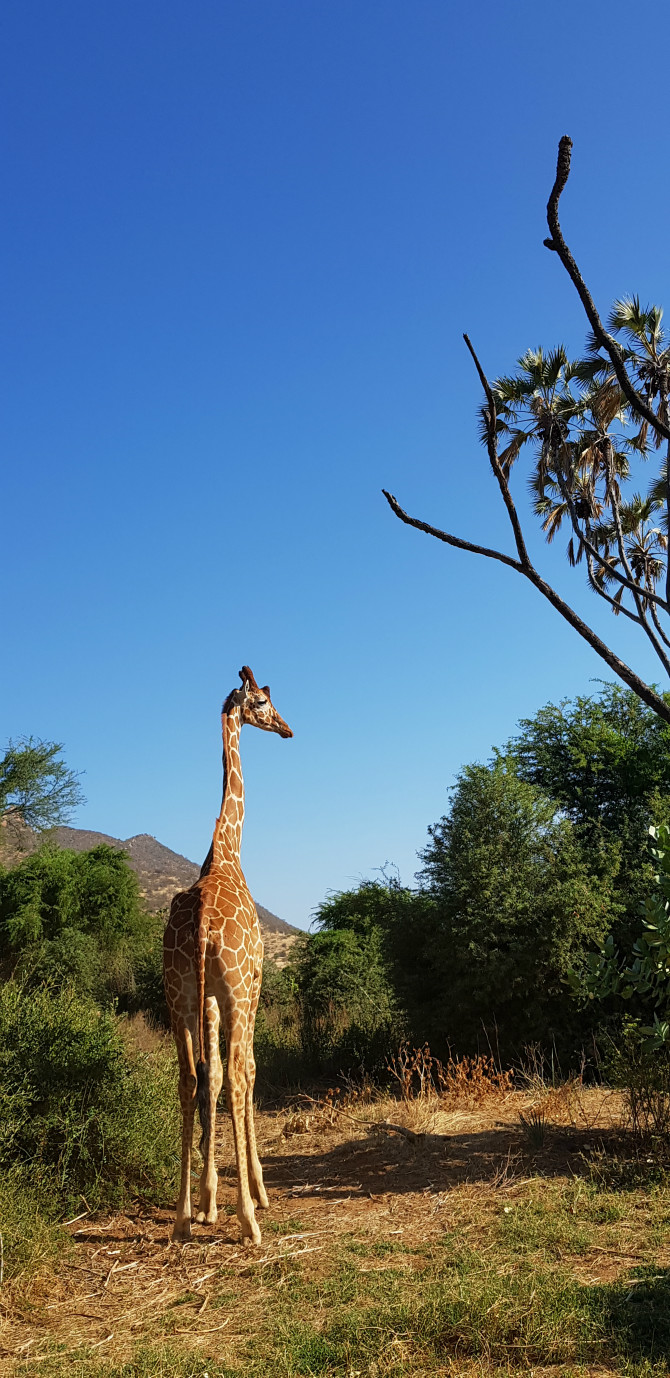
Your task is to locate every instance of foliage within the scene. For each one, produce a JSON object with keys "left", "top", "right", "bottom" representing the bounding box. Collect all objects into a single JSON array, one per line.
[
  {"left": 0, "top": 843, "right": 161, "bottom": 1009},
  {"left": 0, "top": 980, "right": 179, "bottom": 1212},
  {"left": 0, "top": 737, "right": 84, "bottom": 831},
  {"left": 606, "top": 1018, "right": 670, "bottom": 1143},
  {"left": 314, "top": 879, "right": 439, "bottom": 1038},
  {"left": 493, "top": 323, "right": 670, "bottom": 622},
  {"left": 582, "top": 824, "right": 670, "bottom": 1048},
  {"left": 287, "top": 924, "right": 403, "bottom": 1071},
  {"left": 416, "top": 757, "right": 617, "bottom": 1055},
  {"left": 509, "top": 683, "right": 670, "bottom": 838},
  {"left": 253, "top": 958, "right": 303, "bottom": 1087},
  {"left": 306, "top": 753, "right": 618, "bottom": 1063},
  {"left": 508, "top": 683, "right": 670, "bottom": 951},
  {"left": 0, "top": 1167, "right": 65, "bottom": 1280}
]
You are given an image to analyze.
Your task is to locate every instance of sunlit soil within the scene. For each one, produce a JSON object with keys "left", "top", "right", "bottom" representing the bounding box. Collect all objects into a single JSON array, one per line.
[{"left": 5, "top": 1086, "right": 670, "bottom": 1377}]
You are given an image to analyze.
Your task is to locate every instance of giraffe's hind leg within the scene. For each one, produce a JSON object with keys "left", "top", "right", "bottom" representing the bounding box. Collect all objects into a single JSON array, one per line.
[
  {"left": 245, "top": 966, "right": 268, "bottom": 1209},
  {"left": 173, "top": 1021, "right": 198, "bottom": 1243},
  {"left": 196, "top": 996, "right": 223, "bottom": 1225},
  {"left": 224, "top": 1020, "right": 261, "bottom": 1246}
]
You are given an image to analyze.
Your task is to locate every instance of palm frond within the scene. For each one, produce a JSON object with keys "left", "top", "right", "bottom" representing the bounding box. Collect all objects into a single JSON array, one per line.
[
  {"left": 542, "top": 503, "right": 568, "bottom": 543},
  {"left": 498, "top": 430, "right": 530, "bottom": 475},
  {"left": 611, "top": 586, "right": 625, "bottom": 616},
  {"left": 609, "top": 295, "right": 646, "bottom": 338}
]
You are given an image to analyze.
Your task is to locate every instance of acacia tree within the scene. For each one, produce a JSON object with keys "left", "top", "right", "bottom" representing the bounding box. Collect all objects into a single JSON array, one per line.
[
  {"left": 383, "top": 137, "right": 670, "bottom": 725},
  {"left": 0, "top": 738, "right": 84, "bottom": 834}
]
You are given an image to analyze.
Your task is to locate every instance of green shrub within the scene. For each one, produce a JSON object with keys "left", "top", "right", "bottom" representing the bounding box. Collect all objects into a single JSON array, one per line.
[
  {"left": 0, "top": 1166, "right": 64, "bottom": 1280},
  {"left": 254, "top": 958, "right": 303, "bottom": 1087},
  {"left": 129, "top": 916, "right": 170, "bottom": 1027},
  {"left": 606, "top": 1018, "right": 670, "bottom": 1143},
  {"left": 288, "top": 926, "right": 404, "bottom": 1072},
  {"left": 0, "top": 980, "right": 179, "bottom": 1212},
  {"left": 0, "top": 844, "right": 162, "bottom": 1011},
  {"left": 417, "top": 758, "right": 617, "bottom": 1056}
]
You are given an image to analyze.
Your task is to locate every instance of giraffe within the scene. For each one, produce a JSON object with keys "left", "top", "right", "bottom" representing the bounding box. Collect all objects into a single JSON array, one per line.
[{"left": 163, "top": 666, "right": 293, "bottom": 1245}]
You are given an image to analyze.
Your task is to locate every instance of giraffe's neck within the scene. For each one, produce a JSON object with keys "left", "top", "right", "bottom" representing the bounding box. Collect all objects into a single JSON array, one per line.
[{"left": 211, "top": 707, "right": 245, "bottom": 866}]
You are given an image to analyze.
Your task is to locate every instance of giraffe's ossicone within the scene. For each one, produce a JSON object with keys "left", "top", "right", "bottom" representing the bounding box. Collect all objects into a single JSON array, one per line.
[{"left": 163, "top": 666, "right": 293, "bottom": 1245}]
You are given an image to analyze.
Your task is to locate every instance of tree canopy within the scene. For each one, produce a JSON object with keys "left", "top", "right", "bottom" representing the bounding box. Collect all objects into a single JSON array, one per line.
[
  {"left": 0, "top": 843, "right": 159, "bottom": 1008},
  {"left": 293, "top": 683, "right": 670, "bottom": 1065},
  {"left": 0, "top": 738, "right": 84, "bottom": 833},
  {"left": 416, "top": 758, "right": 615, "bottom": 1054}
]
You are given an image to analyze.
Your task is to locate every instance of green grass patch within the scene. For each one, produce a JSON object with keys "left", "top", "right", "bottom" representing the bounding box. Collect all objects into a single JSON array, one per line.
[
  {"left": 264, "top": 1216, "right": 308, "bottom": 1235},
  {"left": 496, "top": 1194, "right": 594, "bottom": 1258},
  {"left": 0, "top": 1166, "right": 65, "bottom": 1280},
  {"left": 15, "top": 1349, "right": 238, "bottom": 1378},
  {"left": 258, "top": 1256, "right": 670, "bottom": 1374}
]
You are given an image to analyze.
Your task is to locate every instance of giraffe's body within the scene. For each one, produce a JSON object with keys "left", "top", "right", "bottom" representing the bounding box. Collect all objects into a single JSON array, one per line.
[{"left": 163, "top": 667, "right": 292, "bottom": 1244}]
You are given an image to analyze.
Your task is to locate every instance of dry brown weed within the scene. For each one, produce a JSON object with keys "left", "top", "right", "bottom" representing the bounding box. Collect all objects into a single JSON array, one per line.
[{"left": 387, "top": 1042, "right": 513, "bottom": 1108}]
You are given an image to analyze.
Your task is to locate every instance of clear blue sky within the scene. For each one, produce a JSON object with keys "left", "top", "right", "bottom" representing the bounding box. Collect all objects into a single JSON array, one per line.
[{"left": 3, "top": 1, "right": 669, "bottom": 928}]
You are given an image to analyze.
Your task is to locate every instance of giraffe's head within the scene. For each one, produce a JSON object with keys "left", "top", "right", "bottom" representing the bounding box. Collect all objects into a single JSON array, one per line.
[{"left": 224, "top": 666, "right": 293, "bottom": 738}]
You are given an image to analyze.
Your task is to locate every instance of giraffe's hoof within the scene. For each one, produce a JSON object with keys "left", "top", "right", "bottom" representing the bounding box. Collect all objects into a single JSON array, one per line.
[
  {"left": 254, "top": 1188, "right": 269, "bottom": 1210},
  {"left": 240, "top": 1221, "right": 262, "bottom": 1247},
  {"left": 195, "top": 1209, "right": 218, "bottom": 1225},
  {"left": 171, "top": 1222, "right": 192, "bottom": 1244}
]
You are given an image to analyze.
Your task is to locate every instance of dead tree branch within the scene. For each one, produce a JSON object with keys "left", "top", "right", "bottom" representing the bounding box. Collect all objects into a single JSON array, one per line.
[
  {"left": 383, "top": 136, "right": 670, "bottom": 726},
  {"left": 382, "top": 489, "right": 670, "bottom": 724},
  {"left": 545, "top": 136, "right": 670, "bottom": 444}
]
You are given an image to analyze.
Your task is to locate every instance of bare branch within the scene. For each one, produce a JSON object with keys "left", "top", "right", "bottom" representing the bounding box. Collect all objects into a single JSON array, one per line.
[
  {"left": 381, "top": 491, "right": 524, "bottom": 571},
  {"left": 650, "top": 598, "right": 670, "bottom": 650},
  {"left": 583, "top": 547, "right": 643, "bottom": 628},
  {"left": 545, "top": 136, "right": 670, "bottom": 444},
  {"left": 383, "top": 489, "right": 670, "bottom": 724},
  {"left": 463, "top": 334, "right": 531, "bottom": 570}
]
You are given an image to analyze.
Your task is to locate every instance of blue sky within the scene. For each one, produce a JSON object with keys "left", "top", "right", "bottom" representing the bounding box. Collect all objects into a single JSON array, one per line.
[{"left": 3, "top": 0, "right": 669, "bottom": 928}]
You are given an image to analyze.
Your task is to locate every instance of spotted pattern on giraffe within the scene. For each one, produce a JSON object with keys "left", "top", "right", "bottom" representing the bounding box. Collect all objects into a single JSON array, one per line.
[{"left": 163, "top": 666, "right": 293, "bottom": 1246}]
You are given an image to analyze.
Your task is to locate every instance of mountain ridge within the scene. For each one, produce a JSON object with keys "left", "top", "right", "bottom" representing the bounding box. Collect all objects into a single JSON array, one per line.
[{"left": 1, "top": 821, "right": 300, "bottom": 965}]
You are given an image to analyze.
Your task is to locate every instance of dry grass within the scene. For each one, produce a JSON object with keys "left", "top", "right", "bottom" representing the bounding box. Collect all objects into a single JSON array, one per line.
[
  {"left": 386, "top": 1043, "right": 514, "bottom": 1107},
  {"left": 4, "top": 1080, "right": 670, "bottom": 1376}
]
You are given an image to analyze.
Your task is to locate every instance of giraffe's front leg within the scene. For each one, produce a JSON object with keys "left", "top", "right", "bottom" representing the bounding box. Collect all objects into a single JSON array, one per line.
[{"left": 196, "top": 997, "right": 223, "bottom": 1225}]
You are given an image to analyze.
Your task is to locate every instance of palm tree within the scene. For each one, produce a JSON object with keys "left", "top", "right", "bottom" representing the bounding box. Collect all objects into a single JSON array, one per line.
[{"left": 383, "top": 138, "right": 670, "bottom": 725}]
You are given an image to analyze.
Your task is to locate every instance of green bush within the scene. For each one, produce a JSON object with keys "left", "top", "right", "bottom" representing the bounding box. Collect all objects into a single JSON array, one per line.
[
  {"left": 417, "top": 758, "right": 617, "bottom": 1056},
  {"left": 253, "top": 958, "right": 304, "bottom": 1087},
  {"left": 287, "top": 925, "right": 404, "bottom": 1072},
  {"left": 0, "top": 843, "right": 142, "bottom": 948},
  {"left": 0, "top": 1166, "right": 64, "bottom": 1280},
  {"left": 0, "top": 843, "right": 164, "bottom": 1012},
  {"left": 605, "top": 1018, "right": 670, "bottom": 1143},
  {"left": 130, "top": 916, "right": 171, "bottom": 1027},
  {"left": 0, "top": 980, "right": 179, "bottom": 1212}
]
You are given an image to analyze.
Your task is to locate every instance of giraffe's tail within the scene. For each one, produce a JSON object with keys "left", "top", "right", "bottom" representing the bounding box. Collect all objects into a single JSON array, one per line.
[
  {"left": 195, "top": 908, "right": 209, "bottom": 1152},
  {"left": 196, "top": 1059, "right": 211, "bottom": 1155}
]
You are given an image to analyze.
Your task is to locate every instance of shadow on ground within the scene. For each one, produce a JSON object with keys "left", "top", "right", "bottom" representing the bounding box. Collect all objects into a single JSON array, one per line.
[
  {"left": 261, "top": 1120, "right": 626, "bottom": 1197},
  {"left": 588, "top": 1265, "right": 670, "bottom": 1365}
]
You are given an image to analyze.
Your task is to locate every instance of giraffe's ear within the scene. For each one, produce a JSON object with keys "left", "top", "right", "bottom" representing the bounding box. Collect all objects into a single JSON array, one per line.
[
  {"left": 261, "top": 685, "right": 271, "bottom": 698},
  {"left": 240, "top": 665, "right": 259, "bottom": 690}
]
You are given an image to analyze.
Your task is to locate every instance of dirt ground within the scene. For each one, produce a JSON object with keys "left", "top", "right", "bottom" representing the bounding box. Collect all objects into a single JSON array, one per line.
[{"left": 2, "top": 1085, "right": 641, "bottom": 1374}]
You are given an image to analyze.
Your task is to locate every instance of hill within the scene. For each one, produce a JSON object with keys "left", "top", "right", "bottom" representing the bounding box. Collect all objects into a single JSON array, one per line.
[{"left": 0, "top": 821, "right": 300, "bottom": 966}]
